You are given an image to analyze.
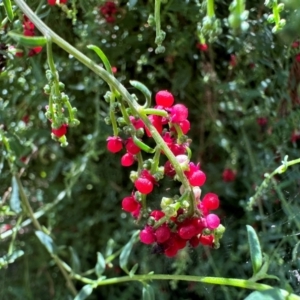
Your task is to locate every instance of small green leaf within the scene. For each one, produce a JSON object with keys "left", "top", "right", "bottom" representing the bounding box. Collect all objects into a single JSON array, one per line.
[
  {"left": 35, "top": 231, "right": 57, "bottom": 254},
  {"left": 119, "top": 230, "right": 139, "bottom": 274},
  {"left": 74, "top": 285, "right": 93, "bottom": 300},
  {"left": 69, "top": 246, "right": 81, "bottom": 273},
  {"left": 3, "top": 0, "right": 14, "bottom": 21},
  {"left": 8, "top": 31, "right": 47, "bottom": 47},
  {"left": 142, "top": 284, "right": 155, "bottom": 300},
  {"left": 10, "top": 176, "right": 22, "bottom": 214},
  {"left": 129, "top": 263, "right": 139, "bottom": 278},
  {"left": 246, "top": 225, "right": 263, "bottom": 275},
  {"left": 244, "top": 288, "right": 285, "bottom": 300},
  {"left": 95, "top": 252, "right": 106, "bottom": 277},
  {"left": 87, "top": 45, "right": 113, "bottom": 75}
]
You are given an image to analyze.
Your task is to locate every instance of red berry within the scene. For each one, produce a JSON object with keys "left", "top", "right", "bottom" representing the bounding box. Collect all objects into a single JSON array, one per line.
[
  {"left": 121, "top": 153, "right": 135, "bottom": 167},
  {"left": 188, "top": 170, "right": 206, "bottom": 187},
  {"left": 169, "top": 104, "right": 188, "bottom": 123},
  {"left": 178, "top": 224, "right": 197, "bottom": 240},
  {"left": 122, "top": 196, "right": 139, "bottom": 212},
  {"left": 222, "top": 169, "right": 236, "bottom": 182},
  {"left": 164, "top": 160, "right": 176, "bottom": 177},
  {"left": 48, "top": 0, "right": 56, "bottom": 5},
  {"left": 196, "top": 43, "right": 208, "bottom": 52},
  {"left": 60, "top": 0, "right": 68, "bottom": 3},
  {"left": 189, "top": 236, "right": 200, "bottom": 248},
  {"left": 199, "top": 234, "right": 214, "bottom": 246},
  {"left": 111, "top": 66, "right": 117, "bottom": 74},
  {"left": 135, "top": 177, "right": 153, "bottom": 194},
  {"left": 257, "top": 117, "right": 267, "bottom": 126},
  {"left": 296, "top": 54, "right": 300, "bottom": 63},
  {"left": 145, "top": 115, "right": 162, "bottom": 137},
  {"left": 140, "top": 226, "right": 156, "bottom": 244},
  {"left": 205, "top": 214, "right": 220, "bottom": 230},
  {"left": 125, "top": 137, "right": 140, "bottom": 155},
  {"left": 150, "top": 210, "right": 165, "bottom": 221},
  {"left": 155, "top": 224, "right": 171, "bottom": 243},
  {"left": 178, "top": 119, "right": 190, "bottom": 134},
  {"left": 202, "top": 193, "right": 220, "bottom": 210},
  {"left": 28, "top": 46, "right": 43, "bottom": 57},
  {"left": 155, "top": 90, "right": 174, "bottom": 107},
  {"left": 52, "top": 124, "right": 67, "bottom": 138},
  {"left": 129, "top": 116, "right": 144, "bottom": 130},
  {"left": 106, "top": 136, "right": 123, "bottom": 153}
]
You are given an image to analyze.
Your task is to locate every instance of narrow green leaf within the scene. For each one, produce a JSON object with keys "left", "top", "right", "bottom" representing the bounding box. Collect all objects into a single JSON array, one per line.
[
  {"left": 129, "top": 80, "right": 152, "bottom": 107},
  {"left": 129, "top": 263, "right": 139, "bottom": 278},
  {"left": 69, "top": 246, "right": 81, "bottom": 273},
  {"left": 8, "top": 31, "right": 47, "bottom": 47},
  {"left": 95, "top": 252, "right": 106, "bottom": 277},
  {"left": 142, "top": 284, "right": 155, "bottom": 300},
  {"left": 3, "top": 0, "right": 14, "bottom": 21},
  {"left": 35, "top": 231, "right": 57, "bottom": 254},
  {"left": 119, "top": 230, "right": 139, "bottom": 274},
  {"left": 246, "top": 225, "right": 263, "bottom": 275},
  {"left": 10, "top": 176, "right": 22, "bottom": 213},
  {"left": 87, "top": 45, "right": 113, "bottom": 75},
  {"left": 74, "top": 285, "right": 93, "bottom": 300},
  {"left": 244, "top": 288, "right": 285, "bottom": 300}
]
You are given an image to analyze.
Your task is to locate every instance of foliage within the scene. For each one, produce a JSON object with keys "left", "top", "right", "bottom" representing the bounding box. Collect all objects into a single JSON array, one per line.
[{"left": 1, "top": 0, "right": 300, "bottom": 299}]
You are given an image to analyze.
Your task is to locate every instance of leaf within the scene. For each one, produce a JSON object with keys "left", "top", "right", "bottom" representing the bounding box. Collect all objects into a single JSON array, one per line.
[
  {"left": 95, "top": 252, "right": 106, "bottom": 277},
  {"left": 8, "top": 31, "right": 47, "bottom": 47},
  {"left": 129, "top": 263, "right": 139, "bottom": 278},
  {"left": 129, "top": 80, "right": 152, "bottom": 107},
  {"left": 69, "top": 246, "right": 81, "bottom": 273},
  {"left": 128, "top": 0, "right": 138, "bottom": 10},
  {"left": 244, "top": 288, "right": 285, "bottom": 300},
  {"left": 3, "top": 0, "right": 14, "bottom": 21},
  {"left": 35, "top": 231, "right": 57, "bottom": 254},
  {"left": 10, "top": 176, "right": 22, "bottom": 214},
  {"left": 87, "top": 45, "right": 113, "bottom": 75},
  {"left": 142, "top": 284, "right": 155, "bottom": 300},
  {"left": 74, "top": 285, "right": 93, "bottom": 300},
  {"left": 119, "top": 230, "right": 139, "bottom": 274},
  {"left": 246, "top": 225, "right": 263, "bottom": 275}
]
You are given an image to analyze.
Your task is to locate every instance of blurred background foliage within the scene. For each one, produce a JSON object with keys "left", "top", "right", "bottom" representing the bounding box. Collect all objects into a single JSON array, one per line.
[{"left": 1, "top": 0, "right": 300, "bottom": 299}]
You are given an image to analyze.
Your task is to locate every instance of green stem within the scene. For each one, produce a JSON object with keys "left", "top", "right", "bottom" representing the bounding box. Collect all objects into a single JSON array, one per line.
[
  {"left": 154, "top": 0, "right": 162, "bottom": 43},
  {"left": 273, "top": 3, "right": 280, "bottom": 25},
  {"left": 151, "top": 148, "right": 161, "bottom": 173},
  {"left": 207, "top": 0, "right": 215, "bottom": 17},
  {"left": 13, "top": 0, "right": 192, "bottom": 204},
  {"left": 248, "top": 157, "right": 300, "bottom": 210},
  {"left": 46, "top": 38, "right": 60, "bottom": 96},
  {"left": 109, "top": 92, "right": 119, "bottom": 136},
  {"left": 15, "top": 176, "right": 77, "bottom": 296},
  {"left": 143, "top": 108, "right": 168, "bottom": 117},
  {"left": 63, "top": 272, "right": 300, "bottom": 299}
]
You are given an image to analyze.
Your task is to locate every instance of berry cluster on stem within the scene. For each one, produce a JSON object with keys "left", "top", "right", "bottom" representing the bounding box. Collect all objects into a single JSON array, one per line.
[{"left": 106, "top": 88, "right": 225, "bottom": 257}]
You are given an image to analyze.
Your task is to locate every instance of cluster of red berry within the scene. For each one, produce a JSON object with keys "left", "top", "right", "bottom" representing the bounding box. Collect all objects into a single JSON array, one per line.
[
  {"left": 99, "top": 1, "right": 118, "bottom": 23},
  {"left": 20, "top": 16, "right": 43, "bottom": 57},
  {"left": 106, "top": 90, "right": 224, "bottom": 257}
]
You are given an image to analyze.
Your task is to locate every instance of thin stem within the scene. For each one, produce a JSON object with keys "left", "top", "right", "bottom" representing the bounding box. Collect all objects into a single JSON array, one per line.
[
  {"left": 62, "top": 272, "right": 300, "bottom": 299},
  {"left": 15, "top": 176, "right": 77, "bottom": 296},
  {"left": 248, "top": 157, "right": 300, "bottom": 210},
  {"left": 207, "top": 0, "right": 215, "bottom": 17},
  {"left": 13, "top": 0, "right": 190, "bottom": 194}
]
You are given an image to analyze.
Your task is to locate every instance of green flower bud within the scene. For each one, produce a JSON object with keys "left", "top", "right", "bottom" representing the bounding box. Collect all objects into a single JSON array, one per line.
[
  {"left": 161, "top": 197, "right": 173, "bottom": 209},
  {"left": 147, "top": 14, "right": 155, "bottom": 27},
  {"left": 155, "top": 45, "right": 165, "bottom": 54},
  {"left": 43, "top": 84, "right": 51, "bottom": 94},
  {"left": 59, "top": 82, "right": 65, "bottom": 91}
]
